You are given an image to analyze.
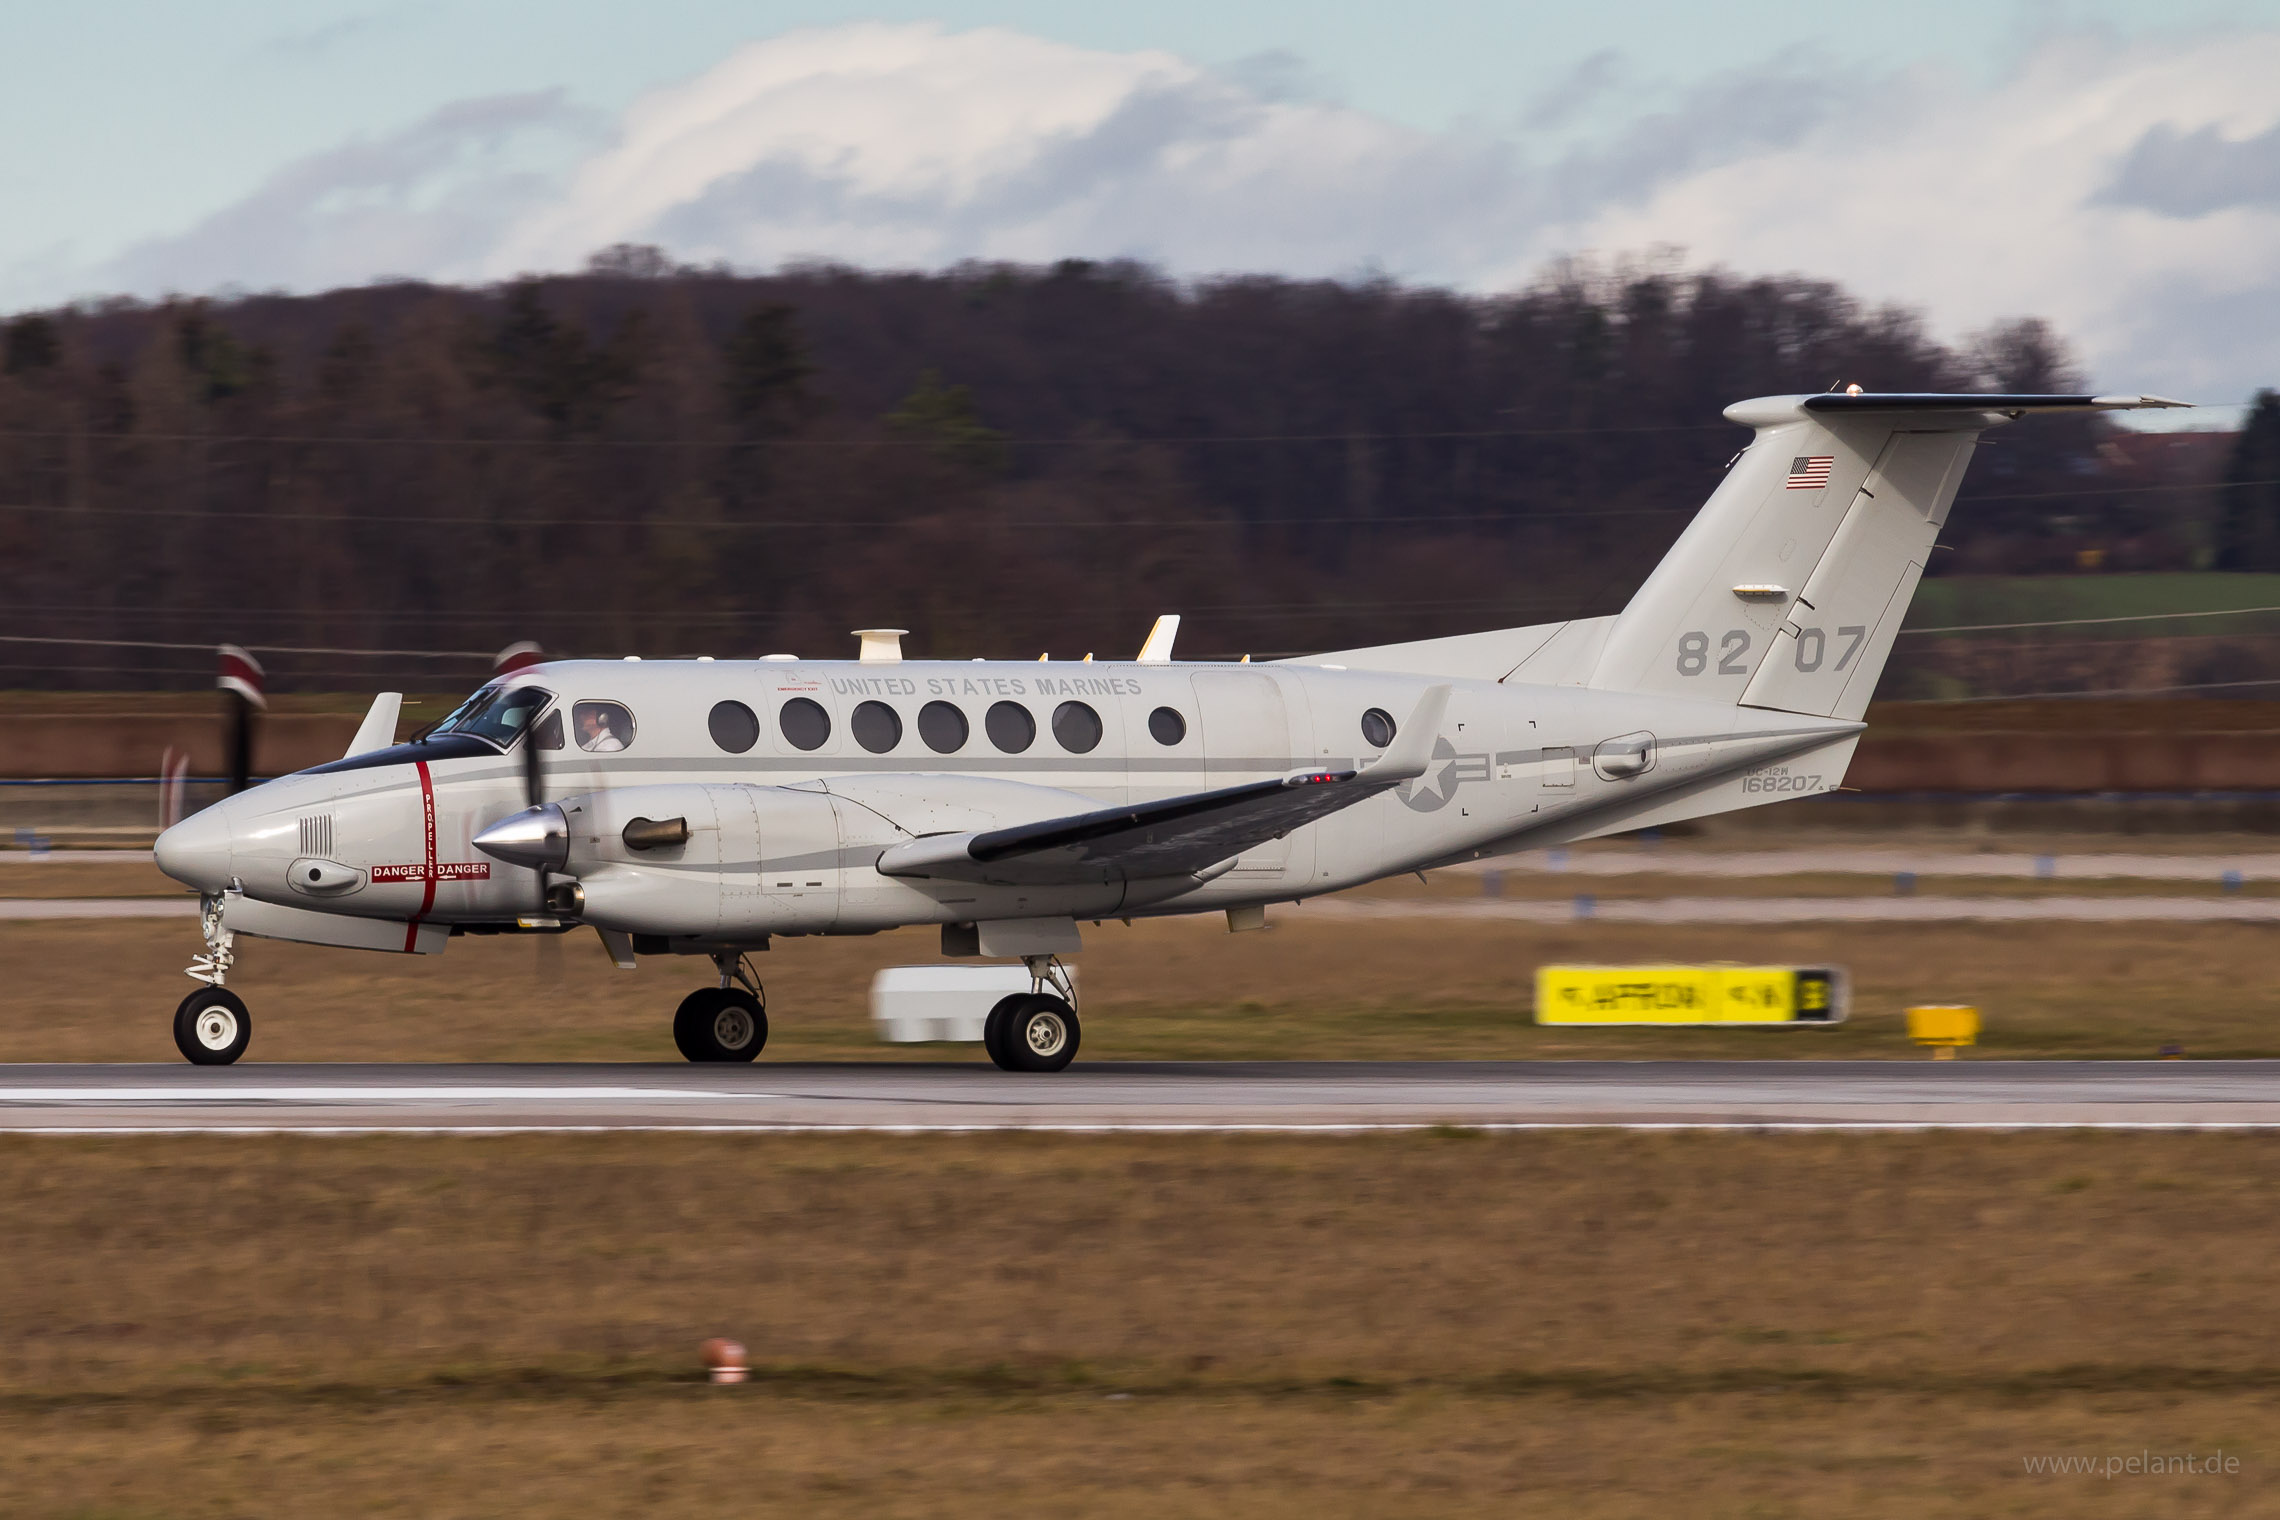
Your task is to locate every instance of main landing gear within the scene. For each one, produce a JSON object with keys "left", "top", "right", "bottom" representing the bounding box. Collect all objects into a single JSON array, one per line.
[
  {"left": 175, "top": 895, "right": 251, "bottom": 1065},
  {"left": 674, "top": 953, "right": 768, "bottom": 1062},
  {"left": 983, "top": 956, "right": 1082, "bottom": 1073}
]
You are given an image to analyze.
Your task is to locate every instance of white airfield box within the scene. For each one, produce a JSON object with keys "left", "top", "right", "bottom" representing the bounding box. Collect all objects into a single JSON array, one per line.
[{"left": 870, "top": 964, "right": 1045, "bottom": 1043}]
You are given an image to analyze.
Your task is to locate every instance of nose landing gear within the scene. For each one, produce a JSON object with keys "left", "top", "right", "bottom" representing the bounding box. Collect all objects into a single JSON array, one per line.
[
  {"left": 674, "top": 953, "right": 768, "bottom": 1062},
  {"left": 174, "top": 895, "right": 251, "bottom": 1065},
  {"left": 175, "top": 987, "right": 252, "bottom": 1065}
]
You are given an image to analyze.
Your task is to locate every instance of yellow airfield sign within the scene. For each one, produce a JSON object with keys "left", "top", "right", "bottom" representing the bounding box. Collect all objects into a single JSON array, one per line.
[{"left": 1534, "top": 965, "right": 1844, "bottom": 1027}]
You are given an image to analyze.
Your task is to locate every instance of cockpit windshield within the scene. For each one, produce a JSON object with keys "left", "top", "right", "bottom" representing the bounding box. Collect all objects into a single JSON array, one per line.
[{"left": 428, "top": 684, "right": 553, "bottom": 749}]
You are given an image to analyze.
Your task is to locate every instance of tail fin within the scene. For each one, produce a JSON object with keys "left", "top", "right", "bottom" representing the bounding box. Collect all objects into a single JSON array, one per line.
[{"left": 1586, "top": 392, "right": 2188, "bottom": 718}]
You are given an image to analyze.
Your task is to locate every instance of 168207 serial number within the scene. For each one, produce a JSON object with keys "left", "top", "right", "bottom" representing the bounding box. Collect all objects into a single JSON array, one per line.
[{"left": 1741, "top": 769, "right": 1826, "bottom": 795}]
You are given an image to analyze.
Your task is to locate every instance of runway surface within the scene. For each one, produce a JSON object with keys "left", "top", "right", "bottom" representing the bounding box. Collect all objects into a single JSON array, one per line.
[
  {"left": 19, "top": 894, "right": 2280, "bottom": 925},
  {"left": 5, "top": 1060, "right": 2280, "bottom": 1131},
  {"left": 1486, "top": 849, "right": 2280, "bottom": 881},
  {"left": 1297, "top": 896, "right": 2280, "bottom": 923}
]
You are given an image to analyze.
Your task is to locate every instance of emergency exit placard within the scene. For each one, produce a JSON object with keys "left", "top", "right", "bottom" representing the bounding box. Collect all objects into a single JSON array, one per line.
[{"left": 1534, "top": 965, "right": 1844, "bottom": 1026}]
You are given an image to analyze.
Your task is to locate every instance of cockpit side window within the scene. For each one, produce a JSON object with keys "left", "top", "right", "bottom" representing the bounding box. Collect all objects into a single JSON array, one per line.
[
  {"left": 572, "top": 700, "right": 636, "bottom": 753},
  {"left": 431, "top": 684, "right": 554, "bottom": 749}
]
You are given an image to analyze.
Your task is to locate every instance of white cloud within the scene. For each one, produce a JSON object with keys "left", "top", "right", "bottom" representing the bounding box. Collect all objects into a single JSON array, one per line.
[
  {"left": 1554, "top": 32, "right": 2280, "bottom": 403},
  {"left": 24, "top": 21, "right": 2280, "bottom": 405},
  {"left": 96, "top": 91, "right": 604, "bottom": 297}
]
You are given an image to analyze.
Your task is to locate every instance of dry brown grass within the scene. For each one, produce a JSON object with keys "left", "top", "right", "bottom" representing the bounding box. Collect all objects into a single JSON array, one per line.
[
  {"left": 7, "top": 896, "right": 2280, "bottom": 1061},
  {"left": 0, "top": 1131, "right": 2275, "bottom": 1516}
]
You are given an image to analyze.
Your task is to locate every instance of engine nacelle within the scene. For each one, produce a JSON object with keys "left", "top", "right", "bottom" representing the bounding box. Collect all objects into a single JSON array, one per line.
[
  {"left": 546, "top": 780, "right": 1180, "bottom": 942},
  {"left": 552, "top": 783, "right": 848, "bottom": 938}
]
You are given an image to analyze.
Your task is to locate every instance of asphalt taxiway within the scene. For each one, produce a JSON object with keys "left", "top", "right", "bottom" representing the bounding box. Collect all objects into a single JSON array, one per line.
[{"left": 3, "top": 1060, "right": 2279, "bottom": 1132}]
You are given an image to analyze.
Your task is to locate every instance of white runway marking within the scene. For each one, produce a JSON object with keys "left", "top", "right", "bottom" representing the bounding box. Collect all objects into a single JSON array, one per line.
[
  {"left": 1297, "top": 896, "right": 2280, "bottom": 923},
  {"left": 18, "top": 1122, "right": 2280, "bottom": 1135},
  {"left": 0, "top": 1086, "right": 744, "bottom": 1104},
  {"left": 16, "top": 894, "right": 2280, "bottom": 926},
  {"left": 3, "top": 1062, "right": 2277, "bottom": 1132},
  {"left": 0, "top": 898, "right": 194, "bottom": 919},
  {"left": 1478, "top": 850, "right": 2280, "bottom": 881}
]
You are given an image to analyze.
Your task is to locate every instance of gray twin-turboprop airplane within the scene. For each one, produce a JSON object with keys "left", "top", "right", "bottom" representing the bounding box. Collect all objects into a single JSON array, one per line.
[{"left": 154, "top": 389, "right": 2183, "bottom": 1069}]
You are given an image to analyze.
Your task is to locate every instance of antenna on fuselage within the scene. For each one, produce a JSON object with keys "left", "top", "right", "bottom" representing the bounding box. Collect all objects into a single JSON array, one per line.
[{"left": 1137, "top": 615, "right": 1180, "bottom": 662}]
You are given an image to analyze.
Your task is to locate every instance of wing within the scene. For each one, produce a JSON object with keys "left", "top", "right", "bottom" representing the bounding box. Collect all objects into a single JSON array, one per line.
[{"left": 876, "top": 685, "right": 1450, "bottom": 887}]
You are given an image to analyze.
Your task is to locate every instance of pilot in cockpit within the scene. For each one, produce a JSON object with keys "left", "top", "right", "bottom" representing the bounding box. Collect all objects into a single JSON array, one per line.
[{"left": 576, "top": 706, "right": 625, "bottom": 752}]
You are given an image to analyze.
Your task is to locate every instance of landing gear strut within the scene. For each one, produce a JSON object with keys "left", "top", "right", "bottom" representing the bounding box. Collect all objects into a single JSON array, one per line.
[
  {"left": 983, "top": 955, "right": 1081, "bottom": 1073},
  {"left": 175, "top": 895, "right": 251, "bottom": 1065},
  {"left": 674, "top": 953, "right": 768, "bottom": 1062}
]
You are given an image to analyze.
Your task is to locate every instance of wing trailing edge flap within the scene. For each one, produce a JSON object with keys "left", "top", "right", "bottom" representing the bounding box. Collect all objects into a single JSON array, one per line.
[{"left": 878, "top": 686, "right": 1452, "bottom": 887}]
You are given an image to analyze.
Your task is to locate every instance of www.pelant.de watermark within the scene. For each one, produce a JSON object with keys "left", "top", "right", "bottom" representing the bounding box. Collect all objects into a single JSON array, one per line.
[{"left": 2023, "top": 1451, "right": 2243, "bottom": 1479}]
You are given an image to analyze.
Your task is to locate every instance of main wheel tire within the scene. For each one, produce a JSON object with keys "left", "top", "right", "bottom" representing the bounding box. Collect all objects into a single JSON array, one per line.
[
  {"left": 673, "top": 987, "right": 768, "bottom": 1062},
  {"left": 1001, "top": 994, "right": 1080, "bottom": 1073},
  {"left": 174, "top": 987, "right": 251, "bottom": 1066},
  {"left": 982, "top": 993, "right": 1030, "bottom": 1069}
]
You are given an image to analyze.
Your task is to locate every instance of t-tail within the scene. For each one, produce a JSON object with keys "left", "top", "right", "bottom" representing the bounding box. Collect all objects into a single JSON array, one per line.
[{"left": 1584, "top": 391, "right": 2188, "bottom": 717}]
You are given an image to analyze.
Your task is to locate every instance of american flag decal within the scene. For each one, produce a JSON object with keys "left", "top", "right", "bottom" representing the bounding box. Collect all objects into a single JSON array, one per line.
[{"left": 1786, "top": 455, "right": 1835, "bottom": 490}]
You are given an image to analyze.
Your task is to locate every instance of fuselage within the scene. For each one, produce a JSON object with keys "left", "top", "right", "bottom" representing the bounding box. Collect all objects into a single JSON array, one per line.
[{"left": 155, "top": 656, "right": 1860, "bottom": 944}]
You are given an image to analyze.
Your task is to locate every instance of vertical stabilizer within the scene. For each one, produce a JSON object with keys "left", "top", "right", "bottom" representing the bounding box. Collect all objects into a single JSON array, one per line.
[{"left": 1586, "top": 392, "right": 2188, "bottom": 715}]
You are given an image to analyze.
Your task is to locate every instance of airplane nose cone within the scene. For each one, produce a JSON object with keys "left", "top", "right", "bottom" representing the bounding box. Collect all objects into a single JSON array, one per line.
[
  {"left": 473, "top": 804, "right": 569, "bottom": 872},
  {"left": 155, "top": 805, "right": 235, "bottom": 893}
]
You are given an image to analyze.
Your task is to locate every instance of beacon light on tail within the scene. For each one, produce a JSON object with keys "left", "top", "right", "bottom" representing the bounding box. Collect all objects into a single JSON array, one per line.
[{"left": 152, "top": 390, "right": 2189, "bottom": 1068}]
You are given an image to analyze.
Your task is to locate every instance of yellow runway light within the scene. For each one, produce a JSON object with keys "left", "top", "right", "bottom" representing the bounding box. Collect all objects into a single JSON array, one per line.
[
  {"left": 1907, "top": 1004, "right": 1980, "bottom": 1059},
  {"left": 1534, "top": 965, "right": 1845, "bottom": 1027}
]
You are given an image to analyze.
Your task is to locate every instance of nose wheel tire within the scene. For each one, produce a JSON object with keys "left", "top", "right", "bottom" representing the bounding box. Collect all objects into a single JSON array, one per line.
[
  {"left": 990, "top": 993, "right": 1080, "bottom": 1073},
  {"left": 174, "top": 988, "right": 251, "bottom": 1066},
  {"left": 673, "top": 987, "right": 768, "bottom": 1062}
]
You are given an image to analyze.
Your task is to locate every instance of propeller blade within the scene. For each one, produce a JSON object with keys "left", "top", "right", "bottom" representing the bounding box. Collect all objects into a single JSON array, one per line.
[
  {"left": 217, "top": 645, "right": 265, "bottom": 795},
  {"left": 494, "top": 641, "right": 551, "bottom": 912},
  {"left": 523, "top": 713, "right": 544, "bottom": 808}
]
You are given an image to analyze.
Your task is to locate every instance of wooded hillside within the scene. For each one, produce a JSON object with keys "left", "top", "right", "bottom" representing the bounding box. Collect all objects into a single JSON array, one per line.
[{"left": 0, "top": 252, "right": 2229, "bottom": 692}]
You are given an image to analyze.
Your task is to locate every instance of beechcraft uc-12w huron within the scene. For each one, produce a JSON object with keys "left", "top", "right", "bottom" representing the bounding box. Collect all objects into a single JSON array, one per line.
[{"left": 153, "top": 389, "right": 2185, "bottom": 1068}]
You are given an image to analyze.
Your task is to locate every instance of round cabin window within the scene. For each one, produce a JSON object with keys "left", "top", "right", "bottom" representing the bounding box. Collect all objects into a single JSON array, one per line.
[
  {"left": 852, "top": 700, "right": 902, "bottom": 754},
  {"left": 986, "top": 701, "right": 1036, "bottom": 753},
  {"left": 918, "top": 700, "right": 969, "bottom": 753},
  {"left": 708, "top": 700, "right": 760, "bottom": 754},
  {"left": 1053, "top": 701, "right": 1103, "bottom": 754},
  {"left": 1148, "top": 706, "right": 1187, "bottom": 745},
  {"left": 778, "top": 697, "right": 831, "bottom": 751},
  {"left": 1360, "top": 707, "right": 1397, "bottom": 748}
]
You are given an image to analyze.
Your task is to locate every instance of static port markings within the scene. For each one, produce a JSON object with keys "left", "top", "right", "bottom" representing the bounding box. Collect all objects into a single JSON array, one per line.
[{"left": 1675, "top": 625, "right": 1866, "bottom": 676}]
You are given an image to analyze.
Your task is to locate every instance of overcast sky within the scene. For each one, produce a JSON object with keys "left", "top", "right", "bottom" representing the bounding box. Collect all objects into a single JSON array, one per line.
[{"left": 6, "top": 1, "right": 2278, "bottom": 419}]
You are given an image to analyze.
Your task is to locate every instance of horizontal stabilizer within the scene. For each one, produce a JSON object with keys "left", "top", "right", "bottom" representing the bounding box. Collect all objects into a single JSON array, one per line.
[{"left": 1797, "top": 392, "right": 2191, "bottom": 415}]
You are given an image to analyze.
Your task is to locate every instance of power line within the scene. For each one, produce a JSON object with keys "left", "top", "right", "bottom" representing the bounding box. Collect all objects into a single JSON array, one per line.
[
  {"left": 0, "top": 403, "right": 2249, "bottom": 451},
  {"left": 0, "top": 422, "right": 1735, "bottom": 448},
  {"left": 1948, "top": 675, "right": 2280, "bottom": 702},
  {"left": 2, "top": 474, "right": 2266, "bottom": 535},
  {"left": 0, "top": 501, "right": 1688, "bottom": 528},
  {"left": 0, "top": 633, "right": 495, "bottom": 659},
  {"left": 1903, "top": 602, "right": 2280, "bottom": 635}
]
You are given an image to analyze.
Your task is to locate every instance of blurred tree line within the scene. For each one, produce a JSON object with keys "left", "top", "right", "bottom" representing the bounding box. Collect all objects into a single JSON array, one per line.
[{"left": 0, "top": 248, "right": 2225, "bottom": 691}]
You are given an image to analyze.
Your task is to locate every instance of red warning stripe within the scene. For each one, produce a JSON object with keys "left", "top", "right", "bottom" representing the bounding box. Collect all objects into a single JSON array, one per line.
[{"left": 404, "top": 759, "right": 437, "bottom": 953}]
